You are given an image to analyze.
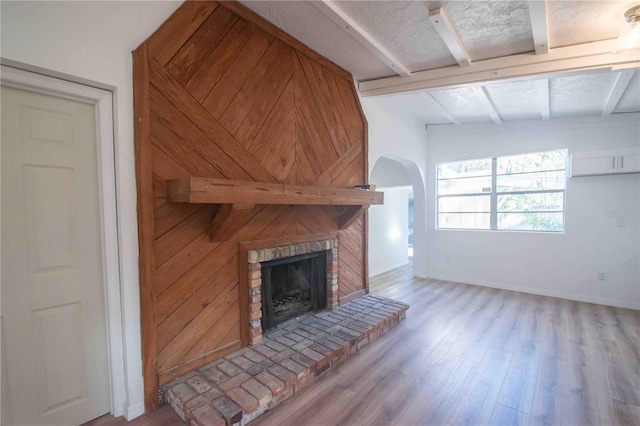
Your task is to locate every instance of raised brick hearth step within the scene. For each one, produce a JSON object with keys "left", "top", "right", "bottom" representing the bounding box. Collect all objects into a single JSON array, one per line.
[{"left": 163, "top": 294, "right": 409, "bottom": 425}]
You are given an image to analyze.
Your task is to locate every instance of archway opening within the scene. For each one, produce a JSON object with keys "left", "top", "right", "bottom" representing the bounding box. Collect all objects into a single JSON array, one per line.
[{"left": 369, "top": 155, "right": 426, "bottom": 280}]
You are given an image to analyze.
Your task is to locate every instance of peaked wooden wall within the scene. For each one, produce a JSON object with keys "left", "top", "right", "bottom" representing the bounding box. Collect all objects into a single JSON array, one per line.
[{"left": 133, "top": 0, "right": 369, "bottom": 411}]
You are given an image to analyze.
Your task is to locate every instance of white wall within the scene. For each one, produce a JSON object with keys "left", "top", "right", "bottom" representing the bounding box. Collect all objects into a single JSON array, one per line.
[
  {"left": 369, "top": 187, "right": 411, "bottom": 277},
  {"left": 1, "top": 0, "right": 182, "bottom": 419},
  {"left": 426, "top": 114, "right": 640, "bottom": 310},
  {"left": 362, "top": 98, "right": 428, "bottom": 277}
]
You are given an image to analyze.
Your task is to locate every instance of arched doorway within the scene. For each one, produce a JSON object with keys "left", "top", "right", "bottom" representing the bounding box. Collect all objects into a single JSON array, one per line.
[{"left": 369, "top": 155, "right": 427, "bottom": 279}]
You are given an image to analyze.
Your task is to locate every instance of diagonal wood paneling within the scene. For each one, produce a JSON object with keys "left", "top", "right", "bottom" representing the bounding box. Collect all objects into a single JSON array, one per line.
[{"left": 134, "top": 0, "right": 370, "bottom": 411}]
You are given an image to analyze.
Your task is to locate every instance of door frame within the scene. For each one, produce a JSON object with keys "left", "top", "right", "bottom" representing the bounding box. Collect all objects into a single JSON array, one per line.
[{"left": 1, "top": 65, "right": 127, "bottom": 418}]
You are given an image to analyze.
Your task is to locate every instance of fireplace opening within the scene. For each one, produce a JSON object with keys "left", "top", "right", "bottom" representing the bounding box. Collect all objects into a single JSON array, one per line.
[{"left": 261, "top": 251, "right": 327, "bottom": 331}]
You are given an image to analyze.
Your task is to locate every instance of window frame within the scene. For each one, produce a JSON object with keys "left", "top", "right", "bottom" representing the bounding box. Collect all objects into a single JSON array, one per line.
[{"left": 436, "top": 150, "right": 568, "bottom": 233}]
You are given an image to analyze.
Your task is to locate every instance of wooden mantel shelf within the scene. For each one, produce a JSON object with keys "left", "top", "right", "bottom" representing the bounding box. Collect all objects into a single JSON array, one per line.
[{"left": 166, "top": 178, "right": 384, "bottom": 241}]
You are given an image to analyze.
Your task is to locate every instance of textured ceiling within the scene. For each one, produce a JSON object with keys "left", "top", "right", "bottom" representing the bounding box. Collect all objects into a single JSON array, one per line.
[
  {"left": 337, "top": 1, "right": 456, "bottom": 72},
  {"left": 428, "top": 0, "right": 534, "bottom": 60},
  {"left": 363, "top": 69, "right": 640, "bottom": 125},
  {"left": 241, "top": 1, "right": 640, "bottom": 124},
  {"left": 548, "top": 0, "right": 636, "bottom": 48}
]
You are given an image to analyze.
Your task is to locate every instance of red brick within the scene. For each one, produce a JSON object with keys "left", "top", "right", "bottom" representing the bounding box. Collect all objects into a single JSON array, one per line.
[
  {"left": 248, "top": 270, "right": 261, "bottom": 279},
  {"left": 250, "top": 326, "right": 262, "bottom": 337},
  {"left": 255, "top": 371, "right": 285, "bottom": 396},
  {"left": 229, "top": 356, "right": 255, "bottom": 370},
  {"left": 253, "top": 344, "right": 278, "bottom": 358},
  {"left": 369, "top": 327, "right": 381, "bottom": 343},
  {"left": 183, "top": 387, "right": 222, "bottom": 419},
  {"left": 279, "top": 359, "right": 308, "bottom": 381},
  {"left": 250, "top": 334, "right": 262, "bottom": 345},
  {"left": 241, "top": 378, "right": 272, "bottom": 407},
  {"left": 294, "top": 372, "right": 313, "bottom": 392},
  {"left": 217, "top": 361, "right": 243, "bottom": 377},
  {"left": 274, "top": 335, "right": 297, "bottom": 346},
  {"left": 264, "top": 340, "right": 287, "bottom": 352},
  {"left": 227, "top": 387, "right": 259, "bottom": 413},
  {"left": 267, "top": 365, "right": 296, "bottom": 389},
  {"left": 249, "top": 310, "right": 262, "bottom": 321},
  {"left": 300, "top": 347, "right": 325, "bottom": 362},
  {"left": 243, "top": 349, "right": 266, "bottom": 363},
  {"left": 249, "top": 278, "right": 261, "bottom": 289},
  {"left": 249, "top": 295, "right": 261, "bottom": 304},
  {"left": 201, "top": 366, "right": 229, "bottom": 385},
  {"left": 271, "top": 346, "right": 296, "bottom": 362},
  {"left": 248, "top": 262, "right": 260, "bottom": 271},
  {"left": 290, "top": 353, "right": 315, "bottom": 369},
  {"left": 211, "top": 396, "right": 243, "bottom": 425},
  {"left": 190, "top": 403, "right": 226, "bottom": 426},
  {"left": 185, "top": 373, "right": 213, "bottom": 394},
  {"left": 166, "top": 383, "right": 197, "bottom": 408},
  {"left": 268, "top": 386, "right": 293, "bottom": 409},
  {"left": 249, "top": 302, "right": 261, "bottom": 312},
  {"left": 218, "top": 372, "right": 251, "bottom": 392}
]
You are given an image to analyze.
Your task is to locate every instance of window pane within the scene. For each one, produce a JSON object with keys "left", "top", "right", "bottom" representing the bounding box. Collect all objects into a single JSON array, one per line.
[
  {"left": 498, "top": 212, "right": 564, "bottom": 232},
  {"left": 497, "top": 150, "right": 566, "bottom": 175},
  {"left": 439, "top": 213, "right": 490, "bottom": 229},
  {"left": 438, "top": 176, "right": 492, "bottom": 195},
  {"left": 497, "top": 192, "right": 564, "bottom": 213},
  {"left": 439, "top": 195, "right": 490, "bottom": 213},
  {"left": 497, "top": 171, "right": 566, "bottom": 192},
  {"left": 438, "top": 158, "right": 492, "bottom": 179}
]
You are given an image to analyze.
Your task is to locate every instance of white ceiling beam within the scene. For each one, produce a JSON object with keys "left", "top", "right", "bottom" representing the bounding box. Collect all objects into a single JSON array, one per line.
[
  {"left": 602, "top": 70, "right": 635, "bottom": 115},
  {"left": 426, "top": 93, "right": 462, "bottom": 125},
  {"left": 537, "top": 79, "right": 551, "bottom": 120},
  {"left": 528, "top": 0, "right": 550, "bottom": 55},
  {"left": 471, "top": 86, "right": 502, "bottom": 124},
  {"left": 312, "top": 0, "right": 412, "bottom": 77},
  {"left": 428, "top": 8, "right": 471, "bottom": 67},
  {"left": 358, "top": 40, "right": 640, "bottom": 96}
]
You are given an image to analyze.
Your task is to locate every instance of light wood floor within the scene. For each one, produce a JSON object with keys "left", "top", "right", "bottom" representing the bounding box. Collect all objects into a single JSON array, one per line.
[{"left": 87, "top": 263, "right": 640, "bottom": 425}]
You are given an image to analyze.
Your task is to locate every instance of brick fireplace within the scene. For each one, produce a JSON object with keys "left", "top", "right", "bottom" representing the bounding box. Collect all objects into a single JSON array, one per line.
[
  {"left": 244, "top": 238, "right": 339, "bottom": 345},
  {"left": 134, "top": 0, "right": 376, "bottom": 411}
]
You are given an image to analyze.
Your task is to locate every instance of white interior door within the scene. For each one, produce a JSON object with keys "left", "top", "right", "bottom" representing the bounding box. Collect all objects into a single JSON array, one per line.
[{"left": 1, "top": 86, "right": 110, "bottom": 425}]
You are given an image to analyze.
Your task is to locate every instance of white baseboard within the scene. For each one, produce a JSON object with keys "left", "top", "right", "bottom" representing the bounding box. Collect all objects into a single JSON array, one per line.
[
  {"left": 426, "top": 273, "right": 640, "bottom": 311},
  {"left": 124, "top": 401, "right": 145, "bottom": 421}
]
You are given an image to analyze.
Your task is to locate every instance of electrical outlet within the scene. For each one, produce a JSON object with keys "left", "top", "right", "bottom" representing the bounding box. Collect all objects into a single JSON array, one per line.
[{"left": 598, "top": 271, "right": 606, "bottom": 281}]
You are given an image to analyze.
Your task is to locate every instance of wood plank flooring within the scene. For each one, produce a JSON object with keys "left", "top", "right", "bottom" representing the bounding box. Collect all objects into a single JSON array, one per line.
[{"left": 86, "top": 262, "right": 640, "bottom": 425}]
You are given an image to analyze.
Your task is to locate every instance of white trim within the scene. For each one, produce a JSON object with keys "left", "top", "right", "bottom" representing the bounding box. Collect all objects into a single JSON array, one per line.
[
  {"left": 528, "top": 0, "right": 550, "bottom": 55},
  {"left": 602, "top": 70, "right": 635, "bottom": 116},
  {"left": 537, "top": 78, "right": 550, "bottom": 121},
  {"left": 428, "top": 8, "right": 471, "bottom": 67},
  {"left": 0, "top": 66, "right": 128, "bottom": 417},
  {"left": 124, "top": 401, "right": 145, "bottom": 420},
  {"left": 427, "top": 93, "right": 461, "bottom": 125},
  {"left": 471, "top": 86, "right": 502, "bottom": 124},
  {"left": 358, "top": 40, "right": 640, "bottom": 96},
  {"left": 312, "top": 0, "right": 412, "bottom": 77},
  {"left": 427, "top": 272, "right": 640, "bottom": 310}
]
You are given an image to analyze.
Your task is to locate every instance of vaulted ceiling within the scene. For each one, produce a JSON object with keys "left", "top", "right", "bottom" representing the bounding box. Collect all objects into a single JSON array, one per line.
[{"left": 241, "top": 1, "right": 640, "bottom": 125}]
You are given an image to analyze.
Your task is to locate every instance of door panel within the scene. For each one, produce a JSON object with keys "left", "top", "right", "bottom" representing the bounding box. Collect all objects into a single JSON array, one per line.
[{"left": 1, "top": 86, "right": 110, "bottom": 425}]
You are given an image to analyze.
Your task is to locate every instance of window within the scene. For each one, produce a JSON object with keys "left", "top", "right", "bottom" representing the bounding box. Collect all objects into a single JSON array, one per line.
[{"left": 437, "top": 149, "right": 567, "bottom": 232}]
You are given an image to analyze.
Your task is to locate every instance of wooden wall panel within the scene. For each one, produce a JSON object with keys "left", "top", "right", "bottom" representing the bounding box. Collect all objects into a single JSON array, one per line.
[{"left": 133, "top": 0, "right": 369, "bottom": 411}]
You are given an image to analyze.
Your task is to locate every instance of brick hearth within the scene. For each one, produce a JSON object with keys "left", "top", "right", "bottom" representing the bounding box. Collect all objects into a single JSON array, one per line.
[{"left": 163, "top": 294, "right": 409, "bottom": 425}]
